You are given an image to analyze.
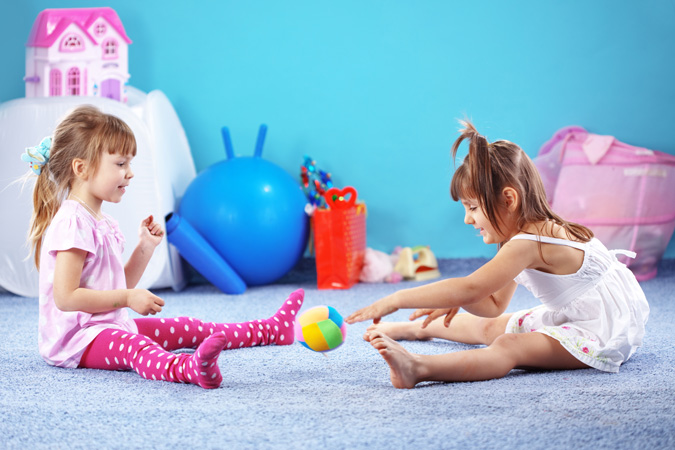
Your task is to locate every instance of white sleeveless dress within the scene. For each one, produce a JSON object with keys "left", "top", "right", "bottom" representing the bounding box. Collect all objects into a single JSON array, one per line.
[{"left": 506, "top": 235, "right": 649, "bottom": 372}]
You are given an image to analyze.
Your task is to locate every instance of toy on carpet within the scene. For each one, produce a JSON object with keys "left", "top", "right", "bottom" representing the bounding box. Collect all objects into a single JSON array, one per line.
[
  {"left": 294, "top": 305, "right": 347, "bottom": 352},
  {"left": 359, "top": 245, "right": 440, "bottom": 283},
  {"left": 395, "top": 246, "right": 441, "bottom": 281},
  {"left": 168, "top": 124, "right": 309, "bottom": 293},
  {"left": 359, "top": 247, "right": 403, "bottom": 283},
  {"left": 313, "top": 187, "right": 368, "bottom": 290}
]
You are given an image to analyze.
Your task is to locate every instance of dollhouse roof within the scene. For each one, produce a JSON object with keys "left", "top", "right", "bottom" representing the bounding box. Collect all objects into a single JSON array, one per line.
[{"left": 26, "top": 7, "right": 132, "bottom": 48}]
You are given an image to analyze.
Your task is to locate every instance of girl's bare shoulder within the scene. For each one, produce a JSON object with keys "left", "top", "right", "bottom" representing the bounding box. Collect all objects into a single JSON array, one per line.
[
  {"left": 524, "top": 220, "right": 585, "bottom": 242},
  {"left": 513, "top": 221, "right": 585, "bottom": 274}
]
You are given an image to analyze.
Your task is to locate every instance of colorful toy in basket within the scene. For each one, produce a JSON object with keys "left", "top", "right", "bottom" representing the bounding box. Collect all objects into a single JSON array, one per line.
[
  {"left": 300, "top": 156, "right": 333, "bottom": 208},
  {"left": 294, "top": 306, "right": 347, "bottom": 352}
]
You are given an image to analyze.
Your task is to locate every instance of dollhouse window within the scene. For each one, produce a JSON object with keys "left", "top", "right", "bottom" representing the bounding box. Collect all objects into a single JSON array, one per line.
[
  {"left": 102, "top": 39, "right": 118, "bottom": 59},
  {"left": 95, "top": 22, "right": 107, "bottom": 37},
  {"left": 67, "top": 67, "right": 80, "bottom": 95},
  {"left": 61, "top": 34, "right": 84, "bottom": 52},
  {"left": 49, "top": 69, "right": 62, "bottom": 96}
]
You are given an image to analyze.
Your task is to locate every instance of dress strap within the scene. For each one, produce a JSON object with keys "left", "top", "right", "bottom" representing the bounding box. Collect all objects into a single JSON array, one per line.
[
  {"left": 509, "top": 234, "right": 588, "bottom": 251},
  {"left": 610, "top": 249, "right": 636, "bottom": 259}
]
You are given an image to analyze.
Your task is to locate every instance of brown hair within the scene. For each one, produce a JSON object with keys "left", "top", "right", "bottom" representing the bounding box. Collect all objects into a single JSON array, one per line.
[
  {"left": 449, "top": 120, "right": 592, "bottom": 247},
  {"left": 27, "top": 105, "right": 136, "bottom": 268}
]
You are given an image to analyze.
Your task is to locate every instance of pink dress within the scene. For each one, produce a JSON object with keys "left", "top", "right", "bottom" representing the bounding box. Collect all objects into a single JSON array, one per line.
[{"left": 38, "top": 200, "right": 138, "bottom": 368}]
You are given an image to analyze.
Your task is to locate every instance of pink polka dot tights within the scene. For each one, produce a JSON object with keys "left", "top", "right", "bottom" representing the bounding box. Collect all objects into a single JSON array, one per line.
[{"left": 78, "top": 288, "right": 304, "bottom": 389}]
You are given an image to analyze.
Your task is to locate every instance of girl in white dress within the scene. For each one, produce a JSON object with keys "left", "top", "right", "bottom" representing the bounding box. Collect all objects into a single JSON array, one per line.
[{"left": 346, "top": 121, "right": 649, "bottom": 389}]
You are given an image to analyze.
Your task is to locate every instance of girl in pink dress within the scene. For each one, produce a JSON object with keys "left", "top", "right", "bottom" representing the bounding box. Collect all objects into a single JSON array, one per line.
[
  {"left": 346, "top": 120, "right": 649, "bottom": 389},
  {"left": 23, "top": 105, "right": 303, "bottom": 389}
]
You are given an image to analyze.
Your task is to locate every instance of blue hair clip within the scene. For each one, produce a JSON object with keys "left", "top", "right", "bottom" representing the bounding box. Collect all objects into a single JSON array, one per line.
[{"left": 21, "top": 136, "right": 52, "bottom": 175}]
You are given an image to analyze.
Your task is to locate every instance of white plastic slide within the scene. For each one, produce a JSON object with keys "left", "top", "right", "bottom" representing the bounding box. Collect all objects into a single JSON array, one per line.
[{"left": 0, "top": 87, "right": 196, "bottom": 296}]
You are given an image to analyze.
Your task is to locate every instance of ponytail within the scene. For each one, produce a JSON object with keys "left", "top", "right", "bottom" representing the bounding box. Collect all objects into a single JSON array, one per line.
[
  {"left": 449, "top": 119, "right": 593, "bottom": 247},
  {"left": 450, "top": 121, "right": 505, "bottom": 235},
  {"left": 28, "top": 171, "right": 62, "bottom": 268}
]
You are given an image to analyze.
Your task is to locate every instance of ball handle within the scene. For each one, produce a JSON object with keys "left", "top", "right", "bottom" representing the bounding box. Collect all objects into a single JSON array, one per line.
[
  {"left": 221, "top": 126, "right": 235, "bottom": 160},
  {"left": 254, "top": 124, "right": 267, "bottom": 158},
  {"left": 221, "top": 124, "right": 268, "bottom": 159}
]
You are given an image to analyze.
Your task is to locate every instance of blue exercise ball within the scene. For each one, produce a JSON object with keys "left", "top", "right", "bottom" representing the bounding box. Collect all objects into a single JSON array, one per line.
[{"left": 178, "top": 125, "right": 309, "bottom": 286}]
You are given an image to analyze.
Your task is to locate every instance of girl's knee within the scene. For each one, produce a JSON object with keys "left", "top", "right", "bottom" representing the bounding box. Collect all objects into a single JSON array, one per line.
[
  {"left": 490, "top": 332, "right": 521, "bottom": 349},
  {"left": 477, "top": 316, "right": 508, "bottom": 344},
  {"left": 484, "top": 333, "right": 525, "bottom": 370}
]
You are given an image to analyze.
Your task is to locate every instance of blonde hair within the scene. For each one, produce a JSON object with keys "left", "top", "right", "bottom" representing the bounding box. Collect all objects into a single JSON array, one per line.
[
  {"left": 449, "top": 120, "right": 593, "bottom": 247},
  {"left": 27, "top": 105, "right": 136, "bottom": 268}
]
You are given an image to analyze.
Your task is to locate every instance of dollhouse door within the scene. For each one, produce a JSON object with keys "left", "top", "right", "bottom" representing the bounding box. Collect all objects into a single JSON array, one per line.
[{"left": 101, "top": 79, "right": 120, "bottom": 101}]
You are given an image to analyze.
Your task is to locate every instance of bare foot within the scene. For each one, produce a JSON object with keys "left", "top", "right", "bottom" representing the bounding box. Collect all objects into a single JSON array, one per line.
[
  {"left": 363, "top": 321, "right": 431, "bottom": 342},
  {"left": 369, "top": 331, "right": 420, "bottom": 389}
]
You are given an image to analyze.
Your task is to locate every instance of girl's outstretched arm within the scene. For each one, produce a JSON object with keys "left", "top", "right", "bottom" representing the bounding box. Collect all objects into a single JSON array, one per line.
[
  {"left": 345, "top": 239, "right": 534, "bottom": 324},
  {"left": 52, "top": 248, "right": 164, "bottom": 315},
  {"left": 125, "top": 215, "right": 164, "bottom": 288}
]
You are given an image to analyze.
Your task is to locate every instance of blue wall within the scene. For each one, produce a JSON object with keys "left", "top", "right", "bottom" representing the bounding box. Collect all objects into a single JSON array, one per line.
[{"left": 2, "top": 1, "right": 675, "bottom": 258}]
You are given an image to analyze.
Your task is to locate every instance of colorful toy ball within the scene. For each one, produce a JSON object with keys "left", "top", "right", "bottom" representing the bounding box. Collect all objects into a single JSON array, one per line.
[{"left": 294, "top": 306, "right": 347, "bottom": 352}]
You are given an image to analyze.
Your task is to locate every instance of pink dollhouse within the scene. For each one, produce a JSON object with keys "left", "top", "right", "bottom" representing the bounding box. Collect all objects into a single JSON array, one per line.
[{"left": 24, "top": 7, "right": 131, "bottom": 102}]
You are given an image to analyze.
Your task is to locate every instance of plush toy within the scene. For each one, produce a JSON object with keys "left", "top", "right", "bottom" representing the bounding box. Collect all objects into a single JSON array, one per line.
[
  {"left": 294, "top": 306, "right": 347, "bottom": 353},
  {"left": 359, "top": 247, "right": 403, "bottom": 283}
]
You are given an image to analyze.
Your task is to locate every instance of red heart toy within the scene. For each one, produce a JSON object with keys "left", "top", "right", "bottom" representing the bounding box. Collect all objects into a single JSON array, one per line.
[{"left": 324, "top": 186, "right": 357, "bottom": 209}]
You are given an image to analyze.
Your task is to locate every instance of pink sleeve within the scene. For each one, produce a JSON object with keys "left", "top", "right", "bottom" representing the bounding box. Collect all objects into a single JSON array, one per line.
[{"left": 46, "top": 214, "right": 97, "bottom": 257}]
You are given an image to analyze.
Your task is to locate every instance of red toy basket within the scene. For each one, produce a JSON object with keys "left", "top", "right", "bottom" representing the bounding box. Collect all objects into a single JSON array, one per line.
[{"left": 313, "top": 187, "right": 367, "bottom": 289}]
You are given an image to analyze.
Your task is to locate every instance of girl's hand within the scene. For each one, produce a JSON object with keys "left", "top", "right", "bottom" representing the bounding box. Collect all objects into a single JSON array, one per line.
[
  {"left": 127, "top": 289, "right": 165, "bottom": 315},
  {"left": 139, "top": 215, "right": 164, "bottom": 249},
  {"left": 409, "top": 307, "right": 459, "bottom": 328},
  {"left": 345, "top": 296, "right": 399, "bottom": 324}
]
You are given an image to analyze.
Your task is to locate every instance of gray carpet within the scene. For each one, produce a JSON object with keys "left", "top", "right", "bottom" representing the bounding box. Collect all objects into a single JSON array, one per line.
[{"left": 1, "top": 258, "right": 674, "bottom": 449}]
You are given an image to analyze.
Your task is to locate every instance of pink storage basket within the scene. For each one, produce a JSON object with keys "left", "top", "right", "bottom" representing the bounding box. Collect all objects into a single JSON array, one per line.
[{"left": 535, "top": 126, "right": 675, "bottom": 281}]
